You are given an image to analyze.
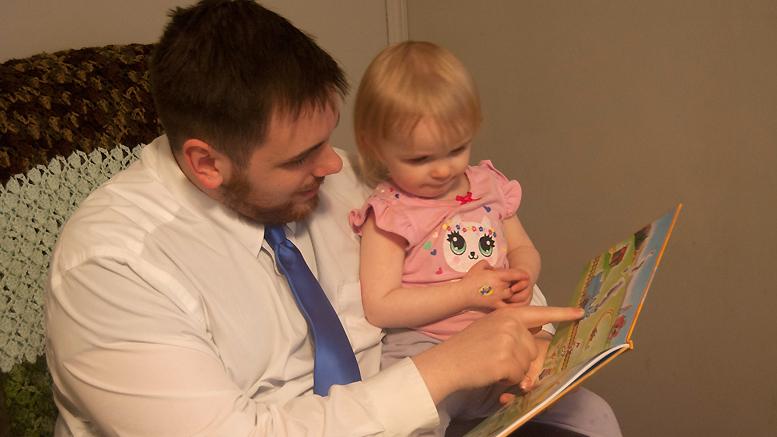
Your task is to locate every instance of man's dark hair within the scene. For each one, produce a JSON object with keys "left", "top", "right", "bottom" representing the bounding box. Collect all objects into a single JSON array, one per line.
[{"left": 150, "top": 0, "right": 348, "bottom": 166}]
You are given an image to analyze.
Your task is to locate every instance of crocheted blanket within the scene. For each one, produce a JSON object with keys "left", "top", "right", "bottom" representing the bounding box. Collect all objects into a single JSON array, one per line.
[
  {"left": 0, "top": 43, "right": 163, "bottom": 186},
  {"left": 1, "top": 145, "right": 144, "bottom": 372},
  {"left": 0, "top": 43, "right": 163, "bottom": 437}
]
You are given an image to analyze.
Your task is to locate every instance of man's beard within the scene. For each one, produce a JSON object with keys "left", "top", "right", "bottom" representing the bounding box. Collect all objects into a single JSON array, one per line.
[{"left": 219, "top": 170, "right": 323, "bottom": 225}]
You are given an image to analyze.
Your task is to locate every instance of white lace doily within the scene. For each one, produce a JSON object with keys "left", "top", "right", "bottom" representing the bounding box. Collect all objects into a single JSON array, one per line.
[{"left": 0, "top": 144, "right": 143, "bottom": 372}]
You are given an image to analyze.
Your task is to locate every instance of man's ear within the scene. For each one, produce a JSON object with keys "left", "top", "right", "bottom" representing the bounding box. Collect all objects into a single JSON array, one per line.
[{"left": 181, "top": 139, "right": 228, "bottom": 189}]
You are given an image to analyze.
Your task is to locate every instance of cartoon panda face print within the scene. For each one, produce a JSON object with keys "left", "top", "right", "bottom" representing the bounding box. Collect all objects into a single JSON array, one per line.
[{"left": 441, "top": 214, "right": 499, "bottom": 273}]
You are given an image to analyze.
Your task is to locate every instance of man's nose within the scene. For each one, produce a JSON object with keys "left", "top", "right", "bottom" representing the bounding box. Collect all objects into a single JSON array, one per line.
[{"left": 312, "top": 144, "right": 343, "bottom": 177}]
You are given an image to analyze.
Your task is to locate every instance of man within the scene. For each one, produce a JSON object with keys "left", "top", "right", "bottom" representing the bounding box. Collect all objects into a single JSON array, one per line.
[{"left": 45, "top": 1, "right": 618, "bottom": 436}]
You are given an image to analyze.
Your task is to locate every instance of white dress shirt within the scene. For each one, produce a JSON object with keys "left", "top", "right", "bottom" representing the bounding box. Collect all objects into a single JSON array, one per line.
[{"left": 45, "top": 136, "right": 439, "bottom": 436}]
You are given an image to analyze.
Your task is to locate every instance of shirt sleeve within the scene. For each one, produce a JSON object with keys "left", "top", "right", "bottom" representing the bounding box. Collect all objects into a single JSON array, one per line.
[
  {"left": 46, "top": 255, "right": 439, "bottom": 437},
  {"left": 477, "top": 160, "right": 522, "bottom": 217},
  {"left": 349, "top": 189, "right": 417, "bottom": 246}
]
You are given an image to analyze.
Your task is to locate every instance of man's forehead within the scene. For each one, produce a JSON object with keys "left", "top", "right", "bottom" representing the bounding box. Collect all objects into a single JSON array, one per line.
[
  {"left": 258, "top": 103, "right": 339, "bottom": 160},
  {"left": 272, "top": 100, "right": 340, "bottom": 124}
]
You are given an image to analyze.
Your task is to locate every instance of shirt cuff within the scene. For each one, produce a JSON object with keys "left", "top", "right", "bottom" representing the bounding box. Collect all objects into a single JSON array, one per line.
[
  {"left": 362, "top": 358, "right": 439, "bottom": 437},
  {"left": 529, "top": 284, "right": 556, "bottom": 336}
]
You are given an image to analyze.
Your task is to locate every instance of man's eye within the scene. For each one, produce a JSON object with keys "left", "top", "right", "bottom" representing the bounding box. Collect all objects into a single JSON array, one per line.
[{"left": 287, "top": 155, "right": 309, "bottom": 166}]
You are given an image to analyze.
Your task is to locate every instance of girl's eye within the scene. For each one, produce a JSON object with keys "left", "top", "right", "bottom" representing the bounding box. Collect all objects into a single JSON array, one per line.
[
  {"left": 407, "top": 156, "right": 429, "bottom": 164},
  {"left": 450, "top": 146, "right": 466, "bottom": 156}
]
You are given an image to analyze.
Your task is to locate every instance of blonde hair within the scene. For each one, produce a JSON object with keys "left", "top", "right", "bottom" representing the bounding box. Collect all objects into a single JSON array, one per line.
[{"left": 354, "top": 41, "right": 482, "bottom": 186}]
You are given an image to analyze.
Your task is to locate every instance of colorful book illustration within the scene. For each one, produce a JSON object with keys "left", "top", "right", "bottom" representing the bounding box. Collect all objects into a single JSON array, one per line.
[{"left": 465, "top": 205, "right": 681, "bottom": 437}]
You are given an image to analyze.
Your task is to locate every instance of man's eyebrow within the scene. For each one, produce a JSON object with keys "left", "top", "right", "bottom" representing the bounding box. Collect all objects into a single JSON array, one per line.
[
  {"left": 284, "top": 141, "right": 325, "bottom": 163},
  {"left": 283, "top": 109, "right": 339, "bottom": 164}
]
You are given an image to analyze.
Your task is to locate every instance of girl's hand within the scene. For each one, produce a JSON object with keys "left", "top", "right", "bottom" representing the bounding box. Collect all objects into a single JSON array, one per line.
[
  {"left": 506, "top": 267, "right": 535, "bottom": 306},
  {"left": 460, "top": 260, "right": 528, "bottom": 311}
]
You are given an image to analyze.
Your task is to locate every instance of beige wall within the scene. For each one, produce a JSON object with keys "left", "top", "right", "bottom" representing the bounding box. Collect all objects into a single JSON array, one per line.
[
  {"left": 0, "top": 1, "right": 190, "bottom": 62},
  {"left": 0, "top": 0, "right": 389, "bottom": 153},
  {"left": 408, "top": 1, "right": 777, "bottom": 435}
]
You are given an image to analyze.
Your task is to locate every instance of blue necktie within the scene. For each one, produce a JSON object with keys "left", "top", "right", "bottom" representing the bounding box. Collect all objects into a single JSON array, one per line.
[{"left": 264, "top": 224, "right": 361, "bottom": 396}]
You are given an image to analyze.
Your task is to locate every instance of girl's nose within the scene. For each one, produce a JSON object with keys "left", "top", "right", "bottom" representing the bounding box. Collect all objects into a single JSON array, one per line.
[{"left": 430, "top": 163, "right": 450, "bottom": 179}]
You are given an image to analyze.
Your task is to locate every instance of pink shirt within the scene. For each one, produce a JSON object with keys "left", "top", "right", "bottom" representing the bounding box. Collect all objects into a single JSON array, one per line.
[{"left": 350, "top": 161, "right": 522, "bottom": 340}]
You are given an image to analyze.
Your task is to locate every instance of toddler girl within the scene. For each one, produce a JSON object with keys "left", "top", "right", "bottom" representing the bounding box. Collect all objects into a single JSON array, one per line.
[{"left": 349, "top": 41, "right": 551, "bottom": 435}]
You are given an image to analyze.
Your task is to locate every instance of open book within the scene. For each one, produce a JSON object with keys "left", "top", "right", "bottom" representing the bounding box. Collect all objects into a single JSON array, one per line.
[{"left": 464, "top": 205, "right": 681, "bottom": 437}]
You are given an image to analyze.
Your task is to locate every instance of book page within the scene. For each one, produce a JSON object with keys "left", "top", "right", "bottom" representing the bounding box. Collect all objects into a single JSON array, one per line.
[
  {"left": 542, "top": 206, "right": 679, "bottom": 380},
  {"left": 464, "top": 206, "right": 680, "bottom": 437},
  {"left": 465, "top": 344, "right": 629, "bottom": 437}
]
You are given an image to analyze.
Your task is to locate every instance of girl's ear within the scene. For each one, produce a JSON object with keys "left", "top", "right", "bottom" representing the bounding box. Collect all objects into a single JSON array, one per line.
[
  {"left": 356, "top": 133, "right": 372, "bottom": 155},
  {"left": 181, "top": 139, "right": 228, "bottom": 189},
  {"left": 358, "top": 134, "right": 385, "bottom": 161}
]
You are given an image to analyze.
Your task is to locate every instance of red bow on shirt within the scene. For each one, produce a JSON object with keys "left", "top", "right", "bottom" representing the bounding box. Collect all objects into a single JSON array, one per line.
[{"left": 455, "top": 192, "right": 482, "bottom": 205}]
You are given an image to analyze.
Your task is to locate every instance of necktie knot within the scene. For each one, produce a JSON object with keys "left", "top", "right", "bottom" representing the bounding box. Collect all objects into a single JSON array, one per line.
[{"left": 263, "top": 224, "right": 287, "bottom": 249}]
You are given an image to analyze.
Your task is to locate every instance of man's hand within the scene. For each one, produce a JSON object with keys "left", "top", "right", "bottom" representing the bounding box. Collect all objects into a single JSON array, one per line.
[
  {"left": 519, "top": 330, "right": 552, "bottom": 391},
  {"left": 411, "top": 305, "right": 583, "bottom": 405},
  {"left": 498, "top": 331, "right": 578, "bottom": 413}
]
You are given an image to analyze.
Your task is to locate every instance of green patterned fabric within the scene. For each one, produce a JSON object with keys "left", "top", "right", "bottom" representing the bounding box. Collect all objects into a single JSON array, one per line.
[
  {"left": 1, "top": 145, "right": 143, "bottom": 436},
  {"left": 1, "top": 44, "right": 162, "bottom": 437},
  {"left": 2, "top": 357, "right": 56, "bottom": 437},
  {"left": 1, "top": 144, "right": 143, "bottom": 372}
]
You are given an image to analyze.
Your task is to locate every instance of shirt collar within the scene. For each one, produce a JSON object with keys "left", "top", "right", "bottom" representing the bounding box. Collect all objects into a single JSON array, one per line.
[{"left": 149, "top": 135, "right": 279, "bottom": 258}]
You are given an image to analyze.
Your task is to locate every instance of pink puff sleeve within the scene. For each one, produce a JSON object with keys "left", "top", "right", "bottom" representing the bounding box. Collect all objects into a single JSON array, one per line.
[
  {"left": 349, "top": 185, "right": 418, "bottom": 244},
  {"left": 478, "top": 160, "right": 522, "bottom": 217}
]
